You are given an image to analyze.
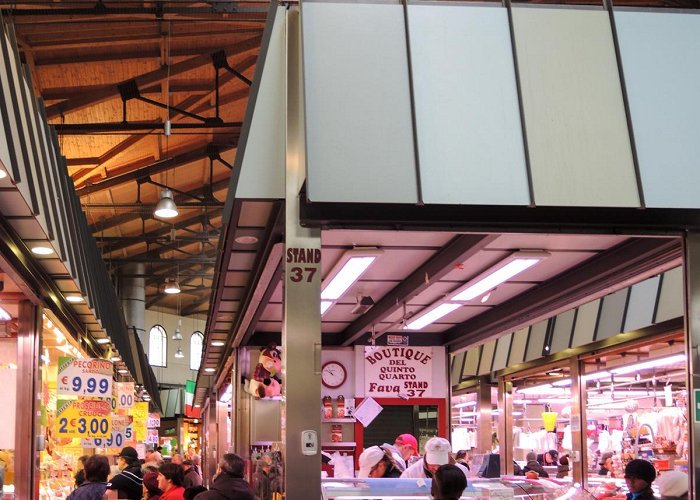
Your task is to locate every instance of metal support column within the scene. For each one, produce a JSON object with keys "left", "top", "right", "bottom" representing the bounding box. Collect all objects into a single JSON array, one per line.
[
  {"left": 683, "top": 232, "right": 700, "bottom": 499},
  {"left": 283, "top": 7, "right": 323, "bottom": 498},
  {"left": 570, "top": 357, "right": 585, "bottom": 487},
  {"left": 498, "top": 378, "right": 514, "bottom": 475},
  {"left": 120, "top": 262, "right": 146, "bottom": 344},
  {"left": 14, "top": 301, "right": 40, "bottom": 499}
]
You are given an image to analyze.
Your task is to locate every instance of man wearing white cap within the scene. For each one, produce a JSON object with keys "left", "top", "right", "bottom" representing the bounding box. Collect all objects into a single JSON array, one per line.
[{"left": 400, "top": 437, "right": 468, "bottom": 479}]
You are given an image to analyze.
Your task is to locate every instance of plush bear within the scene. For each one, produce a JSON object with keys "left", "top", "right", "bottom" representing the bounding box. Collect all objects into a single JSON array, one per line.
[{"left": 248, "top": 344, "right": 282, "bottom": 398}]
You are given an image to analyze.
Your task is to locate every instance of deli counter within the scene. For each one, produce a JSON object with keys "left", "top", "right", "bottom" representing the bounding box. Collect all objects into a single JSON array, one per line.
[{"left": 321, "top": 477, "right": 594, "bottom": 500}]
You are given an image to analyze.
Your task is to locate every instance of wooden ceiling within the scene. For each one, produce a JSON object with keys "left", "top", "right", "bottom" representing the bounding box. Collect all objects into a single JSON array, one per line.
[{"left": 6, "top": 0, "right": 270, "bottom": 317}]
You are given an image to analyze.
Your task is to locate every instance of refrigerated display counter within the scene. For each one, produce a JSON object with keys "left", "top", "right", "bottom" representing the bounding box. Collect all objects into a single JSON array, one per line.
[{"left": 321, "top": 476, "right": 594, "bottom": 500}]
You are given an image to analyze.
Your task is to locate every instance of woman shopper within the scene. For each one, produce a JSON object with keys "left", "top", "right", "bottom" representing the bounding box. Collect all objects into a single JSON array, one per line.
[
  {"left": 157, "top": 463, "right": 186, "bottom": 500},
  {"left": 431, "top": 464, "right": 468, "bottom": 500},
  {"left": 67, "top": 455, "right": 111, "bottom": 500}
]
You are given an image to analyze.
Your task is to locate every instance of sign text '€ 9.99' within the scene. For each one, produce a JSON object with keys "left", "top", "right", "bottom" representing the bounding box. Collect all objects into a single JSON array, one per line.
[{"left": 57, "top": 357, "right": 113, "bottom": 397}]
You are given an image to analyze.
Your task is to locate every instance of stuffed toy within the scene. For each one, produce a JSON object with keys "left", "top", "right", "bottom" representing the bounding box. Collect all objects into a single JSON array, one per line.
[{"left": 248, "top": 344, "right": 282, "bottom": 398}]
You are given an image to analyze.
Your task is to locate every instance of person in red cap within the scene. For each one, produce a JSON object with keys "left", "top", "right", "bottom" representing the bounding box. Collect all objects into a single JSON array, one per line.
[{"left": 394, "top": 434, "right": 420, "bottom": 465}]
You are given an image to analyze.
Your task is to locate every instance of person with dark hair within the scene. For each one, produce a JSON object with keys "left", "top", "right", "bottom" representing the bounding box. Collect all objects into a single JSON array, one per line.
[
  {"left": 194, "top": 453, "right": 255, "bottom": 500},
  {"left": 182, "top": 460, "right": 202, "bottom": 488},
  {"left": 557, "top": 455, "right": 570, "bottom": 478},
  {"left": 183, "top": 485, "right": 207, "bottom": 500},
  {"left": 142, "top": 470, "right": 163, "bottom": 500},
  {"left": 543, "top": 450, "right": 558, "bottom": 466},
  {"left": 431, "top": 464, "right": 468, "bottom": 500},
  {"left": 157, "top": 462, "right": 186, "bottom": 500},
  {"left": 67, "top": 455, "right": 111, "bottom": 500},
  {"left": 74, "top": 455, "right": 89, "bottom": 487},
  {"left": 523, "top": 451, "right": 548, "bottom": 478},
  {"left": 624, "top": 459, "right": 656, "bottom": 500},
  {"left": 599, "top": 452, "right": 614, "bottom": 477},
  {"left": 454, "top": 450, "right": 470, "bottom": 471},
  {"left": 106, "top": 447, "right": 143, "bottom": 499}
]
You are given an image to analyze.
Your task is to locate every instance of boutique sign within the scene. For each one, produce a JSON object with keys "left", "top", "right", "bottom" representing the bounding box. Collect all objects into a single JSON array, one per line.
[{"left": 364, "top": 346, "right": 433, "bottom": 398}]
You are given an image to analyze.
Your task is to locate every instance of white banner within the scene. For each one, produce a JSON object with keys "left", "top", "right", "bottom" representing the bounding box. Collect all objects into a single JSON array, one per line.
[
  {"left": 57, "top": 357, "right": 113, "bottom": 397},
  {"left": 364, "top": 346, "right": 433, "bottom": 398}
]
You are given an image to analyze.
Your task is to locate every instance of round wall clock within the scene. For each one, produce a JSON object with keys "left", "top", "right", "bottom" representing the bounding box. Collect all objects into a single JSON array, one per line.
[{"left": 321, "top": 361, "right": 347, "bottom": 388}]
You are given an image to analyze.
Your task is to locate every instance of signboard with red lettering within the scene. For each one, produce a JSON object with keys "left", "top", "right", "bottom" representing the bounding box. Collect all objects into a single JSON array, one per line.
[
  {"left": 364, "top": 346, "right": 433, "bottom": 398},
  {"left": 57, "top": 357, "right": 113, "bottom": 397}
]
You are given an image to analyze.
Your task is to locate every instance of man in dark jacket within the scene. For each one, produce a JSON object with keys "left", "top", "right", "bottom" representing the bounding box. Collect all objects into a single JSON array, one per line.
[
  {"left": 522, "top": 451, "right": 548, "bottom": 478},
  {"left": 193, "top": 453, "right": 255, "bottom": 500},
  {"left": 624, "top": 459, "right": 656, "bottom": 500},
  {"left": 183, "top": 459, "right": 203, "bottom": 488},
  {"left": 106, "top": 446, "right": 143, "bottom": 499}
]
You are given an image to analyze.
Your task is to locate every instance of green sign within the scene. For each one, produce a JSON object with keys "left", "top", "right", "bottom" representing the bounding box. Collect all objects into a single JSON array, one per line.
[{"left": 695, "top": 389, "right": 700, "bottom": 423}]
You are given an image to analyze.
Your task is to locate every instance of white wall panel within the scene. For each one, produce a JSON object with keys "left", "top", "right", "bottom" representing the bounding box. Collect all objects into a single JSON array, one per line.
[
  {"left": 595, "top": 288, "right": 628, "bottom": 341},
  {"left": 236, "top": 6, "right": 286, "bottom": 199},
  {"left": 463, "top": 347, "right": 480, "bottom": 378},
  {"left": 655, "top": 267, "right": 683, "bottom": 323},
  {"left": 571, "top": 299, "right": 600, "bottom": 348},
  {"left": 408, "top": 5, "right": 529, "bottom": 205},
  {"left": 303, "top": 2, "right": 418, "bottom": 203},
  {"left": 623, "top": 275, "right": 660, "bottom": 333},
  {"left": 525, "top": 321, "right": 547, "bottom": 361},
  {"left": 550, "top": 309, "right": 575, "bottom": 353},
  {"left": 615, "top": 12, "right": 700, "bottom": 208},
  {"left": 509, "top": 328, "right": 529, "bottom": 366},
  {"left": 478, "top": 340, "right": 496, "bottom": 375},
  {"left": 512, "top": 7, "right": 639, "bottom": 207},
  {"left": 492, "top": 332, "right": 513, "bottom": 372}
]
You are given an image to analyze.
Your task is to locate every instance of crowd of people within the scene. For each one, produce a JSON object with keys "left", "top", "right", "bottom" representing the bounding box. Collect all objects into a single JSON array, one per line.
[{"left": 66, "top": 446, "right": 255, "bottom": 500}]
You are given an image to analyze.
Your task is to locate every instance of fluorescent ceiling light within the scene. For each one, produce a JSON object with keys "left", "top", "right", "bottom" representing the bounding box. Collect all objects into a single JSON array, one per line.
[
  {"left": 0, "top": 306, "right": 11, "bottom": 321},
  {"left": 118, "top": 368, "right": 129, "bottom": 374},
  {"left": 451, "top": 251, "right": 550, "bottom": 302},
  {"left": 404, "top": 303, "right": 461, "bottom": 331},
  {"left": 517, "top": 384, "right": 570, "bottom": 396},
  {"left": 0, "top": 167, "right": 6, "bottom": 179},
  {"left": 610, "top": 354, "right": 685, "bottom": 375},
  {"left": 211, "top": 340, "right": 225, "bottom": 347},
  {"left": 320, "top": 301, "right": 333, "bottom": 315},
  {"left": 66, "top": 295, "right": 84, "bottom": 303},
  {"left": 581, "top": 371, "right": 611, "bottom": 382},
  {"left": 321, "top": 248, "right": 382, "bottom": 301},
  {"left": 454, "top": 401, "right": 477, "bottom": 408},
  {"left": 552, "top": 379, "right": 572, "bottom": 387},
  {"left": 512, "top": 411, "right": 523, "bottom": 416},
  {"left": 204, "top": 367, "right": 216, "bottom": 373},
  {"left": 96, "top": 338, "right": 111, "bottom": 345}
]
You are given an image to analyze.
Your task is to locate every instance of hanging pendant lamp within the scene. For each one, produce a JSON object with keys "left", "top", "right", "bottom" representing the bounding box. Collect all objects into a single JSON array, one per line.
[{"left": 154, "top": 189, "right": 178, "bottom": 218}]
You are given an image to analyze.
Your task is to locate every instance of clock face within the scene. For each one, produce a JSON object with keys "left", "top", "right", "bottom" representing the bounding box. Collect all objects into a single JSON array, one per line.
[{"left": 321, "top": 361, "right": 347, "bottom": 388}]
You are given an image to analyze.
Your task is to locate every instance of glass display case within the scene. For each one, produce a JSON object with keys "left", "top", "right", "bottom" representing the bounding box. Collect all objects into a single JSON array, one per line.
[{"left": 321, "top": 477, "right": 594, "bottom": 500}]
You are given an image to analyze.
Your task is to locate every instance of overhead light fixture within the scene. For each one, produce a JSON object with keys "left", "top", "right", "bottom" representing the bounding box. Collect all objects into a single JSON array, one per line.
[
  {"left": 31, "top": 245, "right": 54, "bottom": 256},
  {"left": 454, "top": 401, "right": 477, "bottom": 409},
  {"left": 552, "top": 379, "right": 573, "bottom": 387},
  {"left": 96, "top": 338, "right": 111, "bottom": 345},
  {"left": 172, "top": 320, "right": 183, "bottom": 340},
  {"left": 404, "top": 303, "right": 461, "bottom": 331},
  {"left": 154, "top": 188, "right": 178, "bottom": 218},
  {"left": 211, "top": 340, "right": 225, "bottom": 347},
  {"left": 234, "top": 235, "right": 259, "bottom": 245},
  {"left": 163, "top": 278, "right": 181, "bottom": 294},
  {"left": 175, "top": 347, "right": 184, "bottom": 358},
  {"left": 321, "top": 248, "right": 383, "bottom": 301},
  {"left": 0, "top": 167, "right": 6, "bottom": 179},
  {"left": 0, "top": 306, "right": 11, "bottom": 321},
  {"left": 65, "top": 295, "right": 84, "bottom": 303},
  {"left": 111, "top": 355, "right": 121, "bottom": 362},
  {"left": 118, "top": 368, "right": 129, "bottom": 374},
  {"left": 451, "top": 251, "right": 550, "bottom": 302},
  {"left": 320, "top": 301, "right": 333, "bottom": 315},
  {"left": 204, "top": 367, "right": 216, "bottom": 373},
  {"left": 582, "top": 371, "right": 611, "bottom": 382},
  {"left": 609, "top": 354, "right": 685, "bottom": 375}
]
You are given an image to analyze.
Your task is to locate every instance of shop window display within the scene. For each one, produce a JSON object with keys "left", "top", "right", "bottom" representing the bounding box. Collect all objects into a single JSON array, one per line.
[
  {"left": 582, "top": 337, "right": 689, "bottom": 496},
  {"left": 0, "top": 336, "right": 18, "bottom": 497}
]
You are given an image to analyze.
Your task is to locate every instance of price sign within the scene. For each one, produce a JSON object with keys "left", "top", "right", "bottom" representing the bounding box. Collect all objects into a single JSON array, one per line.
[
  {"left": 56, "top": 399, "right": 111, "bottom": 438},
  {"left": 146, "top": 429, "right": 159, "bottom": 445},
  {"left": 131, "top": 401, "right": 149, "bottom": 441},
  {"left": 82, "top": 415, "right": 133, "bottom": 448},
  {"left": 147, "top": 413, "right": 161, "bottom": 429},
  {"left": 57, "top": 357, "right": 113, "bottom": 397},
  {"left": 116, "top": 382, "right": 135, "bottom": 410}
]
